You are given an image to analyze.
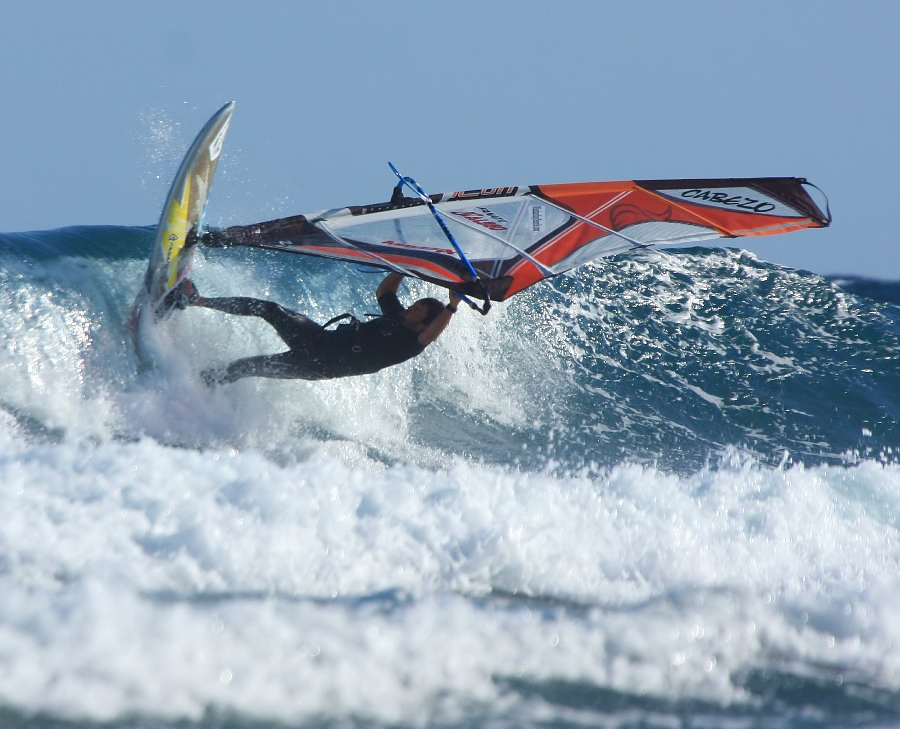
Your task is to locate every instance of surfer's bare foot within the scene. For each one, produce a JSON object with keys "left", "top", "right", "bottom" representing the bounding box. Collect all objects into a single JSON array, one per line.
[
  {"left": 182, "top": 279, "right": 200, "bottom": 304},
  {"left": 167, "top": 278, "right": 200, "bottom": 310}
]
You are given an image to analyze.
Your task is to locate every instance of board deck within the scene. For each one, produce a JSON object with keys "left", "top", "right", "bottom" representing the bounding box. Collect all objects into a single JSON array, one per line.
[{"left": 129, "top": 101, "right": 234, "bottom": 359}]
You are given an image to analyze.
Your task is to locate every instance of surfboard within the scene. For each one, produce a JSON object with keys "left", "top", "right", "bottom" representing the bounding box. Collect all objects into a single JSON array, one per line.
[{"left": 129, "top": 101, "right": 234, "bottom": 358}]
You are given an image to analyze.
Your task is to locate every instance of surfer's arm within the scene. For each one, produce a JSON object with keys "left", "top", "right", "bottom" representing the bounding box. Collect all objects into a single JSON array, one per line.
[
  {"left": 376, "top": 272, "right": 405, "bottom": 299},
  {"left": 417, "top": 291, "right": 461, "bottom": 347}
]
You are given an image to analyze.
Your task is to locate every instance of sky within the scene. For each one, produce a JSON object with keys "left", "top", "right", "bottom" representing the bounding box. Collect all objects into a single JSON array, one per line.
[{"left": 2, "top": 1, "right": 898, "bottom": 278}]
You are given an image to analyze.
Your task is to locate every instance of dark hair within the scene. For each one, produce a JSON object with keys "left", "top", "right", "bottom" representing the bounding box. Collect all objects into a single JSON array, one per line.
[{"left": 419, "top": 298, "right": 445, "bottom": 325}]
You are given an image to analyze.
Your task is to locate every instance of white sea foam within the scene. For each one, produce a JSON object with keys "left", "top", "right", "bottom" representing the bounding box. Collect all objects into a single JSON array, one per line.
[{"left": 1, "top": 425, "right": 899, "bottom": 724}]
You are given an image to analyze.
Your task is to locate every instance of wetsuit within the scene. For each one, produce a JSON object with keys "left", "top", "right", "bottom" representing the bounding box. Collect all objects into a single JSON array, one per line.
[{"left": 199, "top": 292, "right": 425, "bottom": 385}]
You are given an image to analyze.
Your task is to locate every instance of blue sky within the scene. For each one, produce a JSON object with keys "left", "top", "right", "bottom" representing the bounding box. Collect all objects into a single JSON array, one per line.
[{"left": 3, "top": 1, "right": 897, "bottom": 278}]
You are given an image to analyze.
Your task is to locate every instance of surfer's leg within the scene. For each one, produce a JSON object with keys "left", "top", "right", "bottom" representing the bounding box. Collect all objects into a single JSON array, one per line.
[
  {"left": 201, "top": 351, "right": 321, "bottom": 386},
  {"left": 201, "top": 215, "right": 314, "bottom": 248},
  {"left": 194, "top": 296, "right": 321, "bottom": 348}
]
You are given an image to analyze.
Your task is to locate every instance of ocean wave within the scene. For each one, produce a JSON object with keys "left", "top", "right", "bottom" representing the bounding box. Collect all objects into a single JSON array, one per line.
[
  {"left": 1, "top": 228, "right": 898, "bottom": 473},
  {"left": 2, "top": 226, "right": 899, "bottom": 726}
]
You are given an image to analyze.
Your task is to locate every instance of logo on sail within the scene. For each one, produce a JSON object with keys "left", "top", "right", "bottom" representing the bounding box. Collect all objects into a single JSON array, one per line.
[
  {"left": 452, "top": 207, "right": 509, "bottom": 232},
  {"left": 678, "top": 189, "right": 778, "bottom": 214}
]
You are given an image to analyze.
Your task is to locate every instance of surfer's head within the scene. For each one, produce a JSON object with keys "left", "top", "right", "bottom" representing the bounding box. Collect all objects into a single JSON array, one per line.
[{"left": 404, "top": 297, "right": 445, "bottom": 328}]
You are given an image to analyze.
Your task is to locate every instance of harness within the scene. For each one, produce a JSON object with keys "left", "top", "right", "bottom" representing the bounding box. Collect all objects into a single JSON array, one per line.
[
  {"left": 321, "top": 312, "right": 360, "bottom": 330},
  {"left": 318, "top": 312, "right": 360, "bottom": 353},
  {"left": 321, "top": 308, "right": 406, "bottom": 358}
]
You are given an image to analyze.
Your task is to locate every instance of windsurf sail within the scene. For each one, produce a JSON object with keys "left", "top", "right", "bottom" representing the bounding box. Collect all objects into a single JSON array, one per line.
[{"left": 206, "top": 175, "right": 831, "bottom": 304}]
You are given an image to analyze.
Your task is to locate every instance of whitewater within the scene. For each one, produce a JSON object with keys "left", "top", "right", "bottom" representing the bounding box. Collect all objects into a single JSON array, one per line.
[{"left": 1, "top": 224, "right": 899, "bottom": 728}]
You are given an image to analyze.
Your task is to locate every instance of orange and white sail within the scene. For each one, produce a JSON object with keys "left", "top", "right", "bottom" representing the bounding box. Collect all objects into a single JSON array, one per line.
[{"left": 212, "top": 176, "right": 831, "bottom": 303}]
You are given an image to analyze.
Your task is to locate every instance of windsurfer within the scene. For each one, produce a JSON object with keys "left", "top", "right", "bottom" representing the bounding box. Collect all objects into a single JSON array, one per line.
[{"left": 178, "top": 272, "right": 460, "bottom": 386}]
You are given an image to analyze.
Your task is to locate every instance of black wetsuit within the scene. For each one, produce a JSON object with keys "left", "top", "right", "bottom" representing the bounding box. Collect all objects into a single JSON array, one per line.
[{"left": 199, "top": 292, "right": 425, "bottom": 385}]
